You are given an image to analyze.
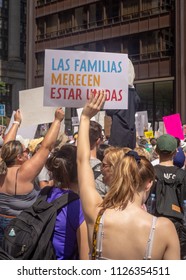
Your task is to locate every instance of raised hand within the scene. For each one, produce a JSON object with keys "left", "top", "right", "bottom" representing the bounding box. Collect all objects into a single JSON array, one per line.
[
  {"left": 55, "top": 107, "right": 65, "bottom": 122},
  {"left": 14, "top": 109, "right": 22, "bottom": 125},
  {"left": 82, "top": 91, "right": 106, "bottom": 119}
]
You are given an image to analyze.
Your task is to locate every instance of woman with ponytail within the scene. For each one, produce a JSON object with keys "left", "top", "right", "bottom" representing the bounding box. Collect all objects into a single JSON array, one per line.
[{"left": 77, "top": 92, "right": 180, "bottom": 260}]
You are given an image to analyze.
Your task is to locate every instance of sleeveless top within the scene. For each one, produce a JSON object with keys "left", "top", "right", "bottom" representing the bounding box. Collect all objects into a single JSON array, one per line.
[
  {"left": 47, "top": 187, "right": 85, "bottom": 260},
  {"left": 92, "top": 210, "right": 158, "bottom": 260},
  {"left": 0, "top": 169, "right": 39, "bottom": 216},
  {"left": 0, "top": 189, "right": 39, "bottom": 216}
]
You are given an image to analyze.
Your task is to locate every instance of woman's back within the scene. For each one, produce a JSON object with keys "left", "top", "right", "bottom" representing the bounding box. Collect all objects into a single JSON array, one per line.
[
  {"left": 0, "top": 108, "right": 65, "bottom": 246},
  {"left": 77, "top": 92, "right": 180, "bottom": 261},
  {"left": 91, "top": 207, "right": 179, "bottom": 260}
]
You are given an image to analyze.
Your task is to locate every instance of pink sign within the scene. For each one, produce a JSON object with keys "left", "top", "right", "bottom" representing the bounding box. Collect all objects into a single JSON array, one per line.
[{"left": 163, "top": 113, "right": 184, "bottom": 140}]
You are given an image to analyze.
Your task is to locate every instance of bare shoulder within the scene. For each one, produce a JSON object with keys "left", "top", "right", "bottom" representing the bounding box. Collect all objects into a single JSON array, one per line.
[{"left": 156, "top": 217, "right": 178, "bottom": 235}]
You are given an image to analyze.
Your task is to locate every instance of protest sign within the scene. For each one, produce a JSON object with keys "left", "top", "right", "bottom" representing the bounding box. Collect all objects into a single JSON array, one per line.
[
  {"left": 19, "top": 87, "right": 60, "bottom": 127},
  {"left": 5, "top": 111, "right": 37, "bottom": 139},
  {"left": 163, "top": 113, "right": 184, "bottom": 140},
  {"left": 135, "top": 111, "right": 148, "bottom": 137},
  {"left": 77, "top": 108, "right": 96, "bottom": 122},
  {"left": 0, "top": 104, "right": 5, "bottom": 117},
  {"left": 44, "top": 49, "right": 128, "bottom": 109},
  {"left": 144, "top": 130, "right": 154, "bottom": 139},
  {"left": 158, "top": 121, "right": 166, "bottom": 135}
]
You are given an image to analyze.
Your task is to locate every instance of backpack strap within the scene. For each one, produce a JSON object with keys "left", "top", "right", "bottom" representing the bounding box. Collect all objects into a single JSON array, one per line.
[
  {"left": 175, "top": 168, "right": 186, "bottom": 183},
  {"left": 33, "top": 187, "right": 79, "bottom": 212},
  {"left": 15, "top": 168, "right": 20, "bottom": 195},
  {"left": 174, "top": 168, "right": 186, "bottom": 207},
  {"left": 92, "top": 208, "right": 105, "bottom": 260},
  {"left": 39, "top": 186, "right": 53, "bottom": 196},
  {"left": 51, "top": 191, "right": 79, "bottom": 211}
]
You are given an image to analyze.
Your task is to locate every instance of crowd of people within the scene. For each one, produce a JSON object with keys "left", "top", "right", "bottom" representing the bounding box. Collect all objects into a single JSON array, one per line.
[{"left": 0, "top": 92, "right": 186, "bottom": 260}]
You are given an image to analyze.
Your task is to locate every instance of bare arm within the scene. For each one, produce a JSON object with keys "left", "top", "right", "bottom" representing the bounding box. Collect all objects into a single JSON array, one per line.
[
  {"left": 19, "top": 108, "right": 65, "bottom": 184},
  {"left": 77, "top": 92, "right": 105, "bottom": 224},
  {"left": 76, "top": 221, "right": 89, "bottom": 260},
  {"left": 161, "top": 218, "right": 180, "bottom": 260},
  {"left": 4, "top": 109, "right": 22, "bottom": 144}
]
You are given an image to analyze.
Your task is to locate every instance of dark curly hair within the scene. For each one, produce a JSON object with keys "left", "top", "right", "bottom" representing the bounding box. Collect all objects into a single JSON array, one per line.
[{"left": 46, "top": 144, "right": 77, "bottom": 188}]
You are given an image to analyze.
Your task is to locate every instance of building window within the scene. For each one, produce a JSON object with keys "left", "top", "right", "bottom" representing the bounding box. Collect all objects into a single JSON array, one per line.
[
  {"left": 20, "top": 0, "right": 26, "bottom": 63},
  {"left": 136, "top": 80, "right": 174, "bottom": 129},
  {"left": 154, "top": 80, "right": 174, "bottom": 120},
  {"left": 0, "top": 83, "right": 12, "bottom": 117},
  {"left": 59, "top": 11, "right": 72, "bottom": 34},
  {"left": 141, "top": 31, "right": 160, "bottom": 59},
  {"left": 0, "top": 0, "right": 8, "bottom": 59},
  {"left": 89, "top": 3, "right": 104, "bottom": 27},
  {"left": 105, "top": 0, "right": 120, "bottom": 23},
  {"left": 36, "top": 52, "right": 44, "bottom": 75},
  {"left": 36, "top": 17, "right": 45, "bottom": 39},
  {"left": 122, "top": 0, "right": 139, "bottom": 19},
  {"left": 161, "top": 28, "right": 174, "bottom": 56},
  {"left": 74, "top": 6, "right": 87, "bottom": 30},
  {"left": 46, "top": 14, "right": 58, "bottom": 37}
]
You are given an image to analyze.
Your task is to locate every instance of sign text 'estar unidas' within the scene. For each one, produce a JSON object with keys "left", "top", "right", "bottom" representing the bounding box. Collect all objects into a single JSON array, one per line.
[{"left": 44, "top": 49, "right": 128, "bottom": 109}]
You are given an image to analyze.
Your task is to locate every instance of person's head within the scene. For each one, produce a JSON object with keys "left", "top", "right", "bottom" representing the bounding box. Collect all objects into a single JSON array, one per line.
[
  {"left": 53, "top": 132, "right": 68, "bottom": 150},
  {"left": 97, "top": 143, "right": 110, "bottom": 162},
  {"left": 134, "top": 146, "right": 151, "bottom": 161},
  {"left": 137, "top": 137, "right": 148, "bottom": 148},
  {"left": 45, "top": 144, "right": 77, "bottom": 188},
  {"left": 150, "top": 137, "right": 157, "bottom": 147},
  {"left": 101, "top": 146, "right": 131, "bottom": 186},
  {"left": 174, "top": 137, "right": 181, "bottom": 147},
  {"left": 89, "top": 120, "right": 103, "bottom": 150},
  {"left": 155, "top": 134, "right": 177, "bottom": 159},
  {"left": 0, "top": 140, "right": 29, "bottom": 174},
  {"left": 100, "top": 150, "right": 155, "bottom": 210},
  {"left": 28, "top": 137, "right": 44, "bottom": 155}
]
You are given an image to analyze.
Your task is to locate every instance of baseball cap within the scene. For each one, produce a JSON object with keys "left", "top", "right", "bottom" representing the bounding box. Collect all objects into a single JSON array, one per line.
[
  {"left": 156, "top": 134, "right": 177, "bottom": 153},
  {"left": 28, "top": 137, "right": 44, "bottom": 153}
]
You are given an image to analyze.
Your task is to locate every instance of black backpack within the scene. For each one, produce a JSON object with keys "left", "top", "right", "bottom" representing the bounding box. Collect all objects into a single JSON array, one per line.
[
  {"left": 2, "top": 187, "right": 79, "bottom": 260},
  {"left": 152, "top": 165, "right": 185, "bottom": 221},
  {"left": 0, "top": 247, "right": 14, "bottom": 260}
]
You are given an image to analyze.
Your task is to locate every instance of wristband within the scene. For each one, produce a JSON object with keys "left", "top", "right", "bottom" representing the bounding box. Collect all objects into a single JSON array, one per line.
[{"left": 13, "top": 121, "right": 20, "bottom": 126}]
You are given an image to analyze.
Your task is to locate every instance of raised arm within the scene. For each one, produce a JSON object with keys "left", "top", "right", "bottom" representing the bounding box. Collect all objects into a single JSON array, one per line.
[
  {"left": 3, "top": 109, "right": 22, "bottom": 144},
  {"left": 77, "top": 92, "right": 105, "bottom": 223},
  {"left": 20, "top": 108, "right": 65, "bottom": 183}
]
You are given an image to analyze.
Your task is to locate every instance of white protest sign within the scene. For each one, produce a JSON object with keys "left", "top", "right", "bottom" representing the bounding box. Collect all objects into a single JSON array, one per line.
[
  {"left": 44, "top": 49, "right": 129, "bottom": 109},
  {"left": 135, "top": 113, "right": 144, "bottom": 137},
  {"left": 158, "top": 121, "right": 166, "bottom": 135},
  {"left": 19, "top": 87, "right": 64, "bottom": 129},
  {"left": 136, "top": 111, "right": 148, "bottom": 129},
  {"left": 77, "top": 108, "right": 96, "bottom": 122},
  {"left": 135, "top": 111, "right": 148, "bottom": 137},
  {"left": 5, "top": 111, "right": 37, "bottom": 139},
  {"left": 71, "top": 116, "right": 79, "bottom": 126}
]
